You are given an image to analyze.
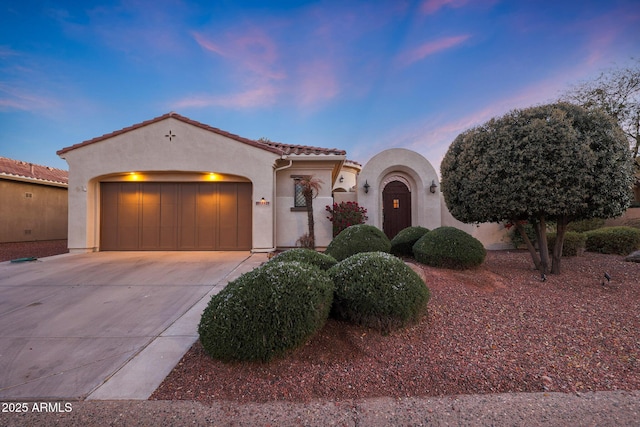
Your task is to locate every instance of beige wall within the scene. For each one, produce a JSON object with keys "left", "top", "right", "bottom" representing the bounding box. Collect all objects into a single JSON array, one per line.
[
  {"left": 0, "top": 179, "right": 68, "bottom": 243},
  {"left": 59, "top": 117, "right": 280, "bottom": 252},
  {"left": 275, "top": 161, "right": 336, "bottom": 249}
]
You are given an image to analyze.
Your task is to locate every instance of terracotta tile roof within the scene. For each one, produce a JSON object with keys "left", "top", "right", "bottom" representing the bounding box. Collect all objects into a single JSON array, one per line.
[
  {"left": 57, "top": 112, "right": 345, "bottom": 157},
  {"left": 257, "top": 140, "right": 346, "bottom": 156},
  {"left": 0, "top": 156, "right": 68, "bottom": 185}
]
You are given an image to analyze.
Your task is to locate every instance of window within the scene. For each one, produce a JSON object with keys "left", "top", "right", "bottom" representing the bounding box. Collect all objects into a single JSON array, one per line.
[
  {"left": 393, "top": 199, "right": 400, "bottom": 209},
  {"left": 294, "top": 178, "right": 307, "bottom": 207}
]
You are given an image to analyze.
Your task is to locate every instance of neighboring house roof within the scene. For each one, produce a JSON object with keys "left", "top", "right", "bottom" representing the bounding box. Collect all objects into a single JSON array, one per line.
[
  {"left": 57, "top": 112, "right": 345, "bottom": 158},
  {"left": 0, "top": 156, "right": 68, "bottom": 186}
]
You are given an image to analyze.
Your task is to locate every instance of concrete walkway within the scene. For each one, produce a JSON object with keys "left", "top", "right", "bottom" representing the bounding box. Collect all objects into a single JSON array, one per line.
[{"left": 0, "top": 251, "right": 267, "bottom": 400}]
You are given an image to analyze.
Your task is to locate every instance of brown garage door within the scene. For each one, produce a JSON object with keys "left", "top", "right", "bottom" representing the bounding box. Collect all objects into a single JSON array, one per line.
[{"left": 100, "top": 182, "right": 252, "bottom": 250}]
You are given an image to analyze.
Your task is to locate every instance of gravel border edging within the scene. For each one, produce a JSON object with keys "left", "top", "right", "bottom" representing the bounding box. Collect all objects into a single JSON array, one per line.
[{"left": 2, "top": 391, "right": 639, "bottom": 426}]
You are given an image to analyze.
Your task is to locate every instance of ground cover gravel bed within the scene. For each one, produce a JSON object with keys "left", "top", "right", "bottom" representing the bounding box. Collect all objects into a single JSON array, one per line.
[
  {"left": 0, "top": 240, "right": 68, "bottom": 262},
  {"left": 151, "top": 251, "right": 640, "bottom": 403}
]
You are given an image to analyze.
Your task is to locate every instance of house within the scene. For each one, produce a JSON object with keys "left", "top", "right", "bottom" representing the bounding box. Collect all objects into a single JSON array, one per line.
[
  {"left": 57, "top": 112, "right": 507, "bottom": 253},
  {"left": 0, "top": 157, "right": 68, "bottom": 243}
]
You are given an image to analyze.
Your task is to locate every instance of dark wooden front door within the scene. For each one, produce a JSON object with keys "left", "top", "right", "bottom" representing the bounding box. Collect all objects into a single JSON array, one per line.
[
  {"left": 382, "top": 181, "right": 411, "bottom": 239},
  {"left": 100, "top": 182, "right": 252, "bottom": 250}
]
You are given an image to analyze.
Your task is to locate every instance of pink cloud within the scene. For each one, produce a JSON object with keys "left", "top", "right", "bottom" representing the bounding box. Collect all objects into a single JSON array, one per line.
[
  {"left": 421, "top": 0, "right": 468, "bottom": 15},
  {"left": 0, "top": 83, "right": 58, "bottom": 112},
  {"left": 173, "top": 85, "right": 279, "bottom": 110},
  {"left": 193, "top": 30, "right": 285, "bottom": 80},
  {"left": 397, "top": 34, "right": 470, "bottom": 67},
  {"left": 294, "top": 60, "right": 340, "bottom": 107}
]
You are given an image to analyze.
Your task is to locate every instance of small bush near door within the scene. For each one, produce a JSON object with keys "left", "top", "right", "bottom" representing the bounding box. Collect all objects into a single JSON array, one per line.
[
  {"left": 325, "top": 224, "right": 391, "bottom": 261},
  {"left": 198, "top": 261, "right": 334, "bottom": 362},
  {"left": 329, "top": 252, "right": 430, "bottom": 334},
  {"left": 413, "top": 226, "right": 486, "bottom": 270},
  {"left": 390, "top": 226, "right": 430, "bottom": 257}
]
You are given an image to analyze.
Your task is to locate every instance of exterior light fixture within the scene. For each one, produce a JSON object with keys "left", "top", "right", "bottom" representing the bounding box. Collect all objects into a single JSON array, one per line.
[
  {"left": 257, "top": 197, "right": 270, "bottom": 206},
  {"left": 339, "top": 175, "right": 344, "bottom": 183},
  {"left": 363, "top": 180, "right": 370, "bottom": 194},
  {"left": 430, "top": 180, "right": 438, "bottom": 194}
]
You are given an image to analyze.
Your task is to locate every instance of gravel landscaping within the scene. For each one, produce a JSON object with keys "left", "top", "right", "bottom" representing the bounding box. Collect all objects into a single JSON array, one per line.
[
  {"left": 0, "top": 240, "right": 68, "bottom": 262},
  {"left": 151, "top": 250, "right": 640, "bottom": 404}
]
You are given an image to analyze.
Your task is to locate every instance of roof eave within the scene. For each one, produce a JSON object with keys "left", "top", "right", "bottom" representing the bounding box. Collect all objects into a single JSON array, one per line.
[{"left": 0, "top": 173, "right": 68, "bottom": 188}]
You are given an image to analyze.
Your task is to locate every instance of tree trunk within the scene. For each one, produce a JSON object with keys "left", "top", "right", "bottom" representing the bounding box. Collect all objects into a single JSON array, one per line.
[
  {"left": 514, "top": 220, "right": 542, "bottom": 271},
  {"left": 305, "top": 193, "right": 315, "bottom": 249},
  {"left": 551, "top": 215, "right": 569, "bottom": 274},
  {"left": 533, "top": 217, "right": 550, "bottom": 275}
]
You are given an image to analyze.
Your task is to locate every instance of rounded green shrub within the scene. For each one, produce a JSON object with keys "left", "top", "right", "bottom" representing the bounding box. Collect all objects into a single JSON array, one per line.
[
  {"left": 269, "top": 248, "right": 337, "bottom": 270},
  {"left": 324, "top": 224, "right": 391, "bottom": 262},
  {"left": 547, "top": 231, "right": 586, "bottom": 256},
  {"left": 198, "top": 261, "right": 334, "bottom": 362},
  {"left": 390, "top": 226, "right": 430, "bottom": 257},
  {"left": 584, "top": 226, "right": 640, "bottom": 255},
  {"left": 328, "top": 252, "right": 430, "bottom": 333},
  {"left": 567, "top": 218, "right": 605, "bottom": 233},
  {"left": 413, "top": 226, "right": 486, "bottom": 270}
]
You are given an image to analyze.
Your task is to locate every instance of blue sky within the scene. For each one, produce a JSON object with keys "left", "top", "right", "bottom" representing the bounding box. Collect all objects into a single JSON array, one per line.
[{"left": 1, "top": 0, "right": 639, "bottom": 173}]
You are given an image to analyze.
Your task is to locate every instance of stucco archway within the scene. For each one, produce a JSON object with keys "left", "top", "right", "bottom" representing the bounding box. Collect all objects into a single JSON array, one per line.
[{"left": 359, "top": 148, "right": 441, "bottom": 233}]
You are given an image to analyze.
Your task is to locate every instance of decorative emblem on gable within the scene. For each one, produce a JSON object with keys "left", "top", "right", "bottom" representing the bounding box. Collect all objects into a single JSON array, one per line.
[{"left": 164, "top": 130, "right": 176, "bottom": 141}]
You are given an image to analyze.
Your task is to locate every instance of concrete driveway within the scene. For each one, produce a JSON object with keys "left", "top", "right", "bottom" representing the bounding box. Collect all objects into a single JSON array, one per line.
[{"left": 0, "top": 251, "right": 263, "bottom": 400}]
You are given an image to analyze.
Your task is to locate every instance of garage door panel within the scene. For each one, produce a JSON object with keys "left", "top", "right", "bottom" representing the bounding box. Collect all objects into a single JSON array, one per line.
[
  {"left": 100, "top": 184, "right": 120, "bottom": 250},
  {"left": 101, "top": 181, "right": 252, "bottom": 250},
  {"left": 218, "top": 184, "right": 239, "bottom": 249}
]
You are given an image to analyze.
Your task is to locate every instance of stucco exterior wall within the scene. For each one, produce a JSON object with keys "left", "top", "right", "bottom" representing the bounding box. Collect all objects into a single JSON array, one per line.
[
  {"left": 59, "top": 117, "right": 279, "bottom": 252},
  {"left": 359, "top": 148, "right": 441, "bottom": 232},
  {"left": 0, "top": 179, "right": 68, "bottom": 243},
  {"left": 275, "top": 162, "right": 335, "bottom": 249}
]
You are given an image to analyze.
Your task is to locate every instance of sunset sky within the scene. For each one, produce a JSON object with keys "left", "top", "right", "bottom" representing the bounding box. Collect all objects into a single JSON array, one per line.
[{"left": 1, "top": 0, "right": 639, "bottom": 172}]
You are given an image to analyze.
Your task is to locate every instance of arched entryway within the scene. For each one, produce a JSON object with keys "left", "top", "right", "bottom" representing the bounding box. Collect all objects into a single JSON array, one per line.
[{"left": 382, "top": 180, "right": 411, "bottom": 239}]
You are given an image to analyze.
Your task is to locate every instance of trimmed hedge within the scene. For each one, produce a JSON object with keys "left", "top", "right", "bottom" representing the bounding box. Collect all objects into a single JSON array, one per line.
[
  {"left": 413, "top": 226, "right": 486, "bottom": 270},
  {"left": 584, "top": 226, "right": 640, "bottom": 255},
  {"left": 547, "top": 231, "right": 586, "bottom": 256},
  {"left": 328, "top": 252, "right": 430, "bottom": 333},
  {"left": 198, "top": 261, "right": 334, "bottom": 362},
  {"left": 325, "top": 224, "right": 391, "bottom": 262},
  {"left": 269, "top": 248, "right": 337, "bottom": 270},
  {"left": 567, "top": 218, "right": 605, "bottom": 233},
  {"left": 390, "top": 226, "right": 430, "bottom": 257}
]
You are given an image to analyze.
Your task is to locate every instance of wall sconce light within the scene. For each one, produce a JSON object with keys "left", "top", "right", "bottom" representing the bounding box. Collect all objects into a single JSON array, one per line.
[
  {"left": 430, "top": 180, "right": 438, "bottom": 194},
  {"left": 339, "top": 175, "right": 344, "bottom": 183},
  {"left": 363, "top": 180, "right": 370, "bottom": 194},
  {"left": 256, "top": 197, "right": 270, "bottom": 206}
]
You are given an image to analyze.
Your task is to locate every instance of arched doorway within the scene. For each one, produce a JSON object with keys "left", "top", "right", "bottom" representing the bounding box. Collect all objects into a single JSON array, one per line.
[{"left": 382, "top": 180, "right": 411, "bottom": 239}]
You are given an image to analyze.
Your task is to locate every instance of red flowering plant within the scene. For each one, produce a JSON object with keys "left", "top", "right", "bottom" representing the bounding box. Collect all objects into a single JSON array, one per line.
[{"left": 325, "top": 201, "right": 368, "bottom": 237}]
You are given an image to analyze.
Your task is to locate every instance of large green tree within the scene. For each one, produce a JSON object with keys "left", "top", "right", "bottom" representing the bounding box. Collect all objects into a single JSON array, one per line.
[{"left": 441, "top": 102, "right": 633, "bottom": 275}]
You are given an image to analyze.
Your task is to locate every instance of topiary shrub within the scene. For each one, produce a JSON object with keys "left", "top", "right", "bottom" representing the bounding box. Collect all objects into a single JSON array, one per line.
[
  {"left": 328, "top": 252, "right": 430, "bottom": 333},
  {"left": 390, "top": 226, "right": 430, "bottom": 257},
  {"left": 413, "top": 226, "right": 486, "bottom": 270},
  {"left": 584, "top": 226, "right": 640, "bottom": 255},
  {"left": 567, "top": 218, "right": 605, "bottom": 233},
  {"left": 198, "top": 261, "right": 334, "bottom": 362},
  {"left": 269, "top": 248, "right": 337, "bottom": 270},
  {"left": 324, "top": 224, "right": 391, "bottom": 262},
  {"left": 547, "top": 231, "right": 586, "bottom": 256}
]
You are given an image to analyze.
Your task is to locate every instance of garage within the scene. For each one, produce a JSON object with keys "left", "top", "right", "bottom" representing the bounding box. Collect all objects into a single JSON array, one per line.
[{"left": 100, "top": 182, "right": 252, "bottom": 250}]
